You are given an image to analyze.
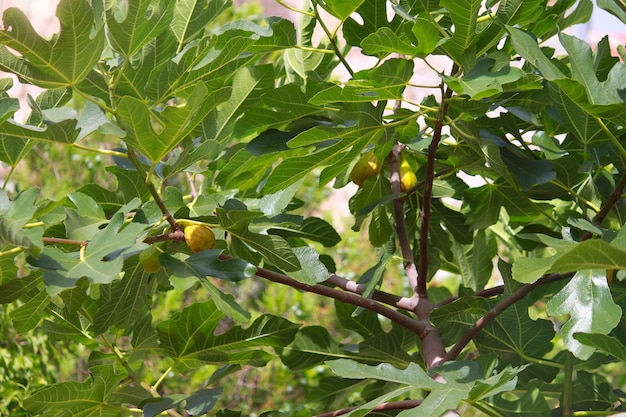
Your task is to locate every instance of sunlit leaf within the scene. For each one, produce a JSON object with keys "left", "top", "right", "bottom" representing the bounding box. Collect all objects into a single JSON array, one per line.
[
  {"left": 547, "top": 269, "right": 622, "bottom": 359},
  {"left": 0, "top": 0, "right": 104, "bottom": 88}
]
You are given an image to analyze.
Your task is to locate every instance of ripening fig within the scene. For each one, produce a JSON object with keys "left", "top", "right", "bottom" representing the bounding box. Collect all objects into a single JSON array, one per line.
[
  {"left": 184, "top": 224, "right": 216, "bottom": 252},
  {"left": 351, "top": 150, "right": 382, "bottom": 186},
  {"left": 399, "top": 152, "right": 418, "bottom": 192}
]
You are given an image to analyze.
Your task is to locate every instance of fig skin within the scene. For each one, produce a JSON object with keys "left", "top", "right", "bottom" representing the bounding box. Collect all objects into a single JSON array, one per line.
[
  {"left": 399, "top": 153, "right": 418, "bottom": 192},
  {"left": 351, "top": 150, "right": 382, "bottom": 186},
  {"left": 184, "top": 224, "right": 216, "bottom": 252}
]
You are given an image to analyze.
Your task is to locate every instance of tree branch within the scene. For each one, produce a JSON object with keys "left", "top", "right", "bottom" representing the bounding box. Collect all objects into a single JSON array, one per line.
[
  {"left": 251, "top": 263, "right": 427, "bottom": 337},
  {"left": 314, "top": 400, "right": 423, "bottom": 417},
  {"left": 444, "top": 272, "right": 572, "bottom": 361},
  {"left": 418, "top": 65, "right": 457, "bottom": 297},
  {"left": 325, "top": 274, "right": 415, "bottom": 311},
  {"left": 389, "top": 144, "right": 420, "bottom": 295}
]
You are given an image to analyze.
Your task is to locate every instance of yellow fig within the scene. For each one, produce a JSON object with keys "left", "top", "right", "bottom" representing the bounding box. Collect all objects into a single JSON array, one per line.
[
  {"left": 184, "top": 224, "right": 216, "bottom": 252},
  {"left": 351, "top": 150, "right": 382, "bottom": 186},
  {"left": 399, "top": 153, "right": 418, "bottom": 192}
]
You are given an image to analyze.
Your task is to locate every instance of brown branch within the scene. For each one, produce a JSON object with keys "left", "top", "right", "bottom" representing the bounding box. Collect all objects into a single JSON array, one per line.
[
  {"left": 250, "top": 262, "right": 428, "bottom": 337},
  {"left": 582, "top": 170, "right": 626, "bottom": 240},
  {"left": 444, "top": 272, "right": 572, "bottom": 361},
  {"left": 314, "top": 400, "right": 423, "bottom": 417},
  {"left": 389, "top": 144, "right": 420, "bottom": 295},
  {"left": 388, "top": 144, "right": 446, "bottom": 368},
  {"left": 418, "top": 65, "right": 457, "bottom": 297},
  {"left": 325, "top": 274, "right": 414, "bottom": 311},
  {"left": 143, "top": 230, "right": 185, "bottom": 244}
]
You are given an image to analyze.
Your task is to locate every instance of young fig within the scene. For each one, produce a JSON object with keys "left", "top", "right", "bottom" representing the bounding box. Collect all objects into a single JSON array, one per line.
[
  {"left": 139, "top": 245, "right": 162, "bottom": 273},
  {"left": 351, "top": 150, "right": 382, "bottom": 186}
]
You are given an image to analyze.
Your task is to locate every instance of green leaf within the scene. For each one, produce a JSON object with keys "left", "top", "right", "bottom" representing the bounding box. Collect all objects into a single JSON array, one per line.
[
  {"left": 463, "top": 181, "right": 548, "bottom": 229},
  {"left": 205, "top": 65, "right": 275, "bottom": 143},
  {"left": 0, "top": 188, "right": 43, "bottom": 256},
  {"left": 310, "top": 59, "right": 414, "bottom": 105},
  {"left": 289, "top": 246, "right": 330, "bottom": 285},
  {"left": 32, "top": 209, "right": 147, "bottom": 293},
  {"left": 547, "top": 269, "right": 622, "bottom": 359},
  {"left": 326, "top": 359, "right": 473, "bottom": 417},
  {"left": 235, "top": 84, "right": 322, "bottom": 137},
  {"left": 23, "top": 365, "right": 126, "bottom": 416},
  {"left": 93, "top": 257, "right": 156, "bottom": 334},
  {"left": 574, "top": 333, "right": 626, "bottom": 361},
  {"left": 157, "top": 301, "right": 299, "bottom": 369},
  {"left": 451, "top": 229, "right": 496, "bottom": 290},
  {"left": 268, "top": 217, "right": 342, "bottom": 247},
  {"left": 160, "top": 250, "right": 256, "bottom": 282},
  {"left": 559, "top": 32, "right": 626, "bottom": 106},
  {"left": 334, "top": 299, "right": 384, "bottom": 339},
  {"left": 306, "top": 376, "right": 365, "bottom": 410},
  {"left": 443, "top": 57, "right": 523, "bottom": 100},
  {"left": 0, "top": 0, "right": 104, "bottom": 88},
  {"left": 439, "top": 0, "right": 482, "bottom": 66},
  {"left": 10, "top": 289, "right": 50, "bottom": 333},
  {"left": 411, "top": 17, "right": 444, "bottom": 58},
  {"left": 106, "top": 0, "right": 174, "bottom": 57},
  {"left": 598, "top": 0, "right": 626, "bottom": 23},
  {"left": 280, "top": 326, "right": 348, "bottom": 371},
  {"left": 550, "top": 239, "right": 626, "bottom": 272},
  {"left": 216, "top": 208, "right": 301, "bottom": 271},
  {"left": 171, "top": 0, "right": 231, "bottom": 47},
  {"left": 343, "top": 1, "right": 399, "bottom": 48},
  {"left": 361, "top": 27, "right": 418, "bottom": 57},
  {"left": 476, "top": 261, "right": 555, "bottom": 363},
  {"left": 117, "top": 83, "right": 230, "bottom": 162},
  {"left": 318, "top": 0, "right": 366, "bottom": 21}
]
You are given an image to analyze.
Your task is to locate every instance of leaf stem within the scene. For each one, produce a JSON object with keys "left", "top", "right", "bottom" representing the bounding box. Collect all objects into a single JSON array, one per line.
[
  {"left": 275, "top": 0, "right": 315, "bottom": 16},
  {"left": 563, "top": 353, "right": 574, "bottom": 416},
  {"left": 72, "top": 143, "right": 129, "bottom": 159},
  {"left": 0, "top": 246, "right": 23, "bottom": 257},
  {"left": 313, "top": 4, "right": 353, "bottom": 76}
]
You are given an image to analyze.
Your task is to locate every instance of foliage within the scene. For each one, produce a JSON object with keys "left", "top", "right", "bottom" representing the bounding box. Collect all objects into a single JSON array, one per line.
[{"left": 1, "top": 0, "right": 626, "bottom": 415}]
